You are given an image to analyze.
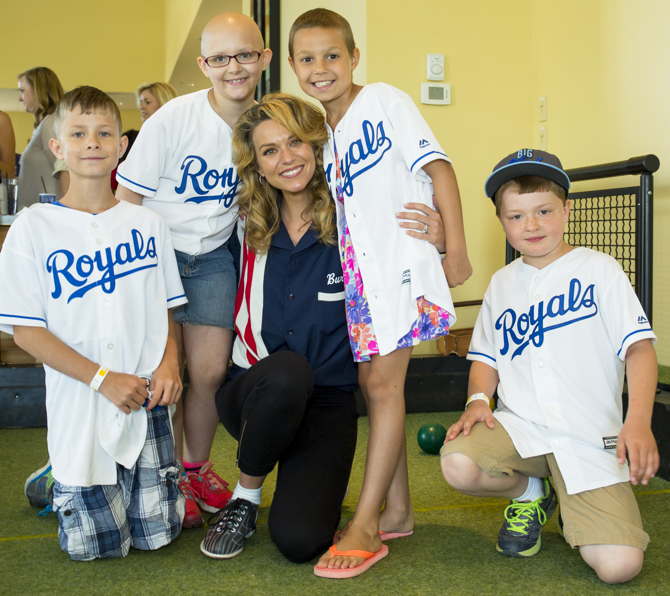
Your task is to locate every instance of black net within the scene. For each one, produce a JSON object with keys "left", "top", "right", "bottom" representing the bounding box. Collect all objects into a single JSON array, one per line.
[{"left": 566, "top": 186, "right": 639, "bottom": 288}]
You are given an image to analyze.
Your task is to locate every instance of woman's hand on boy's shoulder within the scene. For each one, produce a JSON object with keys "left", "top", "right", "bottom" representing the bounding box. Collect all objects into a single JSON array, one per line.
[
  {"left": 445, "top": 401, "right": 495, "bottom": 442},
  {"left": 617, "top": 420, "right": 659, "bottom": 485},
  {"left": 443, "top": 251, "right": 473, "bottom": 288}
]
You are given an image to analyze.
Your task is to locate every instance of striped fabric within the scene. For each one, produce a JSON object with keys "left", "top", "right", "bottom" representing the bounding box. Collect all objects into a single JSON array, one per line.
[{"left": 231, "top": 224, "right": 270, "bottom": 369}]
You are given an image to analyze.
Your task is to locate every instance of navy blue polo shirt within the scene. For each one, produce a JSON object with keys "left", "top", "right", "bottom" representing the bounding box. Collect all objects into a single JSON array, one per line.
[{"left": 229, "top": 222, "right": 357, "bottom": 390}]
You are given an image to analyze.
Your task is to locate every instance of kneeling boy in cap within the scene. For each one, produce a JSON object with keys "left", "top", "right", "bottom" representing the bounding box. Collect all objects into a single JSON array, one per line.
[{"left": 441, "top": 148, "right": 658, "bottom": 584}]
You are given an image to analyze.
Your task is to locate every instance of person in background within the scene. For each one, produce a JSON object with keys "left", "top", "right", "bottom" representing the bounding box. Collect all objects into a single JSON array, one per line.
[
  {"left": 0, "top": 111, "right": 16, "bottom": 178},
  {"left": 137, "top": 82, "right": 178, "bottom": 122},
  {"left": 17, "top": 67, "right": 68, "bottom": 209},
  {"left": 110, "top": 82, "right": 176, "bottom": 191}
]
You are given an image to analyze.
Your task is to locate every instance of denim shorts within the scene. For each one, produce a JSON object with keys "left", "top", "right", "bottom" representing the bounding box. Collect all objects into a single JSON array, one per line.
[
  {"left": 172, "top": 238, "right": 236, "bottom": 329},
  {"left": 52, "top": 407, "right": 184, "bottom": 561}
]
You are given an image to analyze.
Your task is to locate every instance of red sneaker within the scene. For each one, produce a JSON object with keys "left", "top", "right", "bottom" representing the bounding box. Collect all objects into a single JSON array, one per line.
[
  {"left": 178, "top": 475, "right": 204, "bottom": 529},
  {"left": 187, "top": 462, "right": 233, "bottom": 513}
]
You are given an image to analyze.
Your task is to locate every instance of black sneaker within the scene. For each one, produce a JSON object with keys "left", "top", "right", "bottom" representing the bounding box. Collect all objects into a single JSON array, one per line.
[
  {"left": 496, "top": 478, "right": 557, "bottom": 557},
  {"left": 200, "top": 498, "right": 258, "bottom": 559}
]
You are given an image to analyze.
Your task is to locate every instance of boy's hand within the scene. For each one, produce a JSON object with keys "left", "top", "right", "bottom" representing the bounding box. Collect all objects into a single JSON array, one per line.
[
  {"left": 442, "top": 251, "right": 473, "bottom": 288},
  {"left": 147, "top": 359, "right": 182, "bottom": 410},
  {"left": 99, "top": 372, "right": 148, "bottom": 414},
  {"left": 396, "top": 202, "right": 445, "bottom": 252},
  {"left": 446, "top": 401, "right": 495, "bottom": 441},
  {"left": 617, "top": 419, "right": 659, "bottom": 485}
]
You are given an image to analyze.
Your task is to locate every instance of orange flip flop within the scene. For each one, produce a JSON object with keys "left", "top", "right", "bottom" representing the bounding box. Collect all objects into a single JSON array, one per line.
[
  {"left": 313, "top": 544, "right": 389, "bottom": 579},
  {"left": 379, "top": 529, "right": 414, "bottom": 541}
]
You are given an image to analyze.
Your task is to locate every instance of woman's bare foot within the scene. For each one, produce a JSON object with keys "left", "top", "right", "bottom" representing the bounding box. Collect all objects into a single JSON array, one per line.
[{"left": 317, "top": 523, "right": 383, "bottom": 569}]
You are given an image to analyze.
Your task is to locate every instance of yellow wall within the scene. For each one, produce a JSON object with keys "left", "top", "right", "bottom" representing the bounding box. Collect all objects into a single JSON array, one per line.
[
  {"left": 164, "top": 0, "right": 203, "bottom": 81},
  {"left": 9, "top": 112, "right": 35, "bottom": 155},
  {"left": 366, "top": 0, "right": 670, "bottom": 363},
  {"left": 367, "top": 0, "right": 534, "bottom": 345},
  {"left": 1, "top": 1, "right": 165, "bottom": 91},
  {"left": 529, "top": 0, "right": 670, "bottom": 364}
]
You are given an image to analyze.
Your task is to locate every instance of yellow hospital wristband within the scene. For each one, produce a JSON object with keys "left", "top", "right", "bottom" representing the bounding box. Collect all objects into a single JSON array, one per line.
[{"left": 89, "top": 366, "right": 110, "bottom": 392}]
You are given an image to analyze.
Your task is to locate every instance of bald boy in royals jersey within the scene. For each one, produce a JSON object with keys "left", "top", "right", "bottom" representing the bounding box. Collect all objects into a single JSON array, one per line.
[{"left": 116, "top": 13, "right": 272, "bottom": 526}]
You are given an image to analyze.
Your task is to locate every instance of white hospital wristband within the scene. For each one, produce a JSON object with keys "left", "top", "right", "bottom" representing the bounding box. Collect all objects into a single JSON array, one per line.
[
  {"left": 90, "top": 366, "right": 110, "bottom": 391},
  {"left": 465, "top": 392, "right": 494, "bottom": 409}
]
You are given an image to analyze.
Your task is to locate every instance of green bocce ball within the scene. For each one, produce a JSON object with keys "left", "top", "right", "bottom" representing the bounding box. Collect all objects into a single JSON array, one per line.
[{"left": 417, "top": 423, "right": 447, "bottom": 455}]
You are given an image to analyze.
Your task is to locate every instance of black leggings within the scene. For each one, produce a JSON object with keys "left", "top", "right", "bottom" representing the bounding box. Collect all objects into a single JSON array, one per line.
[{"left": 215, "top": 351, "right": 358, "bottom": 563}]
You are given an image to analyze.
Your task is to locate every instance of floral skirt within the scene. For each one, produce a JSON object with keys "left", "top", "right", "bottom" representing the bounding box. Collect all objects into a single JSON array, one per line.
[{"left": 339, "top": 218, "right": 452, "bottom": 363}]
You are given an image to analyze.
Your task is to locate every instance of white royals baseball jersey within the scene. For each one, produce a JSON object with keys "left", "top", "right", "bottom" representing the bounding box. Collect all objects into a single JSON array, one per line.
[
  {"left": 323, "top": 83, "right": 456, "bottom": 355},
  {"left": 468, "top": 248, "right": 656, "bottom": 494},
  {"left": 116, "top": 89, "right": 239, "bottom": 256},
  {"left": 0, "top": 201, "right": 187, "bottom": 486}
]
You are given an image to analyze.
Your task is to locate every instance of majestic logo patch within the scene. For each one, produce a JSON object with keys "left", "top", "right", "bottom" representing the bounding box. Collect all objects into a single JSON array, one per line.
[
  {"left": 174, "top": 155, "right": 239, "bottom": 206},
  {"left": 46, "top": 229, "right": 157, "bottom": 303},
  {"left": 325, "top": 120, "right": 392, "bottom": 195},
  {"left": 419, "top": 138, "right": 430, "bottom": 148},
  {"left": 495, "top": 278, "right": 598, "bottom": 359},
  {"left": 637, "top": 315, "right": 648, "bottom": 324},
  {"left": 602, "top": 436, "right": 618, "bottom": 450}
]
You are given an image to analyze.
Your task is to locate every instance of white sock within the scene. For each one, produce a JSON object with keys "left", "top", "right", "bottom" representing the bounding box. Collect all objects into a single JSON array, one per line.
[
  {"left": 514, "top": 476, "right": 544, "bottom": 502},
  {"left": 232, "top": 481, "right": 262, "bottom": 505}
]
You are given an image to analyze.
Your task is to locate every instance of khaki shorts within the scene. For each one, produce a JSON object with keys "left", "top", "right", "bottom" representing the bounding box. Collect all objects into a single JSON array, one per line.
[{"left": 441, "top": 421, "right": 649, "bottom": 550}]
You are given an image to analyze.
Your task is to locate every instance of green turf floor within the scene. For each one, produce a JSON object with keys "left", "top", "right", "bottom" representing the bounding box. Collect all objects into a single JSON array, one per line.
[{"left": 2, "top": 412, "right": 669, "bottom": 595}]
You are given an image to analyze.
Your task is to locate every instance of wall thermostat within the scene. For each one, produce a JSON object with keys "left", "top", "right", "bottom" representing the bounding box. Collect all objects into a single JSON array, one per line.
[
  {"left": 421, "top": 83, "right": 451, "bottom": 105},
  {"left": 426, "top": 53, "right": 445, "bottom": 81}
]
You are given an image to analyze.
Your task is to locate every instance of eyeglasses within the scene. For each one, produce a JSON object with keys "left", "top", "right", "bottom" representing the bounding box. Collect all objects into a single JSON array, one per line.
[{"left": 203, "top": 51, "right": 262, "bottom": 68}]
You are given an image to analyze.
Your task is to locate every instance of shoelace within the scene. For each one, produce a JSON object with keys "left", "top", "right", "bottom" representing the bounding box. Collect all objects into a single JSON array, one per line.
[
  {"left": 214, "top": 501, "right": 252, "bottom": 532},
  {"left": 195, "top": 463, "right": 228, "bottom": 490},
  {"left": 178, "top": 477, "right": 197, "bottom": 498},
  {"left": 503, "top": 500, "right": 547, "bottom": 534}
]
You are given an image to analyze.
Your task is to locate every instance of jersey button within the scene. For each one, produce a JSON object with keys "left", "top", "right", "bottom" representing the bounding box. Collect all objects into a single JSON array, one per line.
[
  {"left": 287, "top": 329, "right": 294, "bottom": 336},
  {"left": 91, "top": 222, "right": 98, "bottom": 229},
  {"left": 288, "top": 293, "right": 295, "bottom": 300},
  {"left": 107, "top": 343, "right": 114, "bottom": 350}
]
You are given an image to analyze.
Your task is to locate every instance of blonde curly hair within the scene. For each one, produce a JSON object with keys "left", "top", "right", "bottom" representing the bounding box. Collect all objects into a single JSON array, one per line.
[{"left": 233, "top": 93, "right": 335, "bottom": 253}]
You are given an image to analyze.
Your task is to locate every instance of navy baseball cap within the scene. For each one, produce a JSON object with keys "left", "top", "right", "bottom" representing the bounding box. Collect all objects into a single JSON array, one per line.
[{"left": 484, "top": 148, "right": 570, "bottom": 201}]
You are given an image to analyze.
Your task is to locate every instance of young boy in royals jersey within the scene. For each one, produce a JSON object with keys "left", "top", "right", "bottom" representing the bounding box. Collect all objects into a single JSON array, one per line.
[
  {"left": 115, "top": 13, "right": 272, "bottom": 526},
  {"left": 0, "top": 86, "right": 186, "bottom": 560},
  {"left": 442, "top": 149, "right": 659, "bottom": 584}
]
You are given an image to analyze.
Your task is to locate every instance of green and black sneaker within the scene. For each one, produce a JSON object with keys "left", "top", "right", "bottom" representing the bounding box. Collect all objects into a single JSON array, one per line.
[{"left": 496, "top": 478, "right": 557, "bottom": 557}]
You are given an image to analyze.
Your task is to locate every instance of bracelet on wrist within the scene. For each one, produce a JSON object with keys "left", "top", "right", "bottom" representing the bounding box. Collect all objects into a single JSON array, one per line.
[
  {"left": 89, "top": 366, "right": 110, "bottom": 392},
  {"left": 465, "top": 392, "right": 495, "bottom": 409}
]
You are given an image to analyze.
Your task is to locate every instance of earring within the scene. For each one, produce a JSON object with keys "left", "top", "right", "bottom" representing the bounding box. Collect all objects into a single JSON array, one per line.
[{"left": 258, "top": 174, "right": 265, "bottom": 184}]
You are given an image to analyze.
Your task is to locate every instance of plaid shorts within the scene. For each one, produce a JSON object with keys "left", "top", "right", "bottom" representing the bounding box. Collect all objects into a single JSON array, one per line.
[{"left": 52, "top": 406, "right": 185, "bottom": 561}]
